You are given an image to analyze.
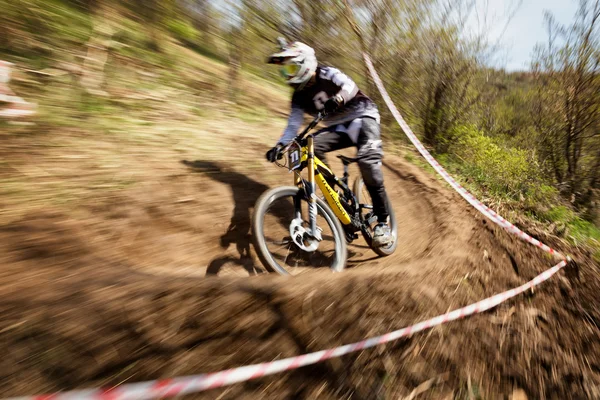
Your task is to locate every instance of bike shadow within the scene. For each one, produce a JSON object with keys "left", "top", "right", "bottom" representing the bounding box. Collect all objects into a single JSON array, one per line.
[{"left": 182, "top": 159, "right": 270, "bottom": 277}]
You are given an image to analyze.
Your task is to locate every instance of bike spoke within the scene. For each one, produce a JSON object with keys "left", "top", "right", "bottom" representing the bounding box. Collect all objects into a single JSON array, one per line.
[
  {"left": 259, "top": 191, "right": 342, "bottom": 275},
  {"left": 283, "top": 244, "right": 292, "bottom": 265},
  {"left": 265, "top": 236, "right": 292, "bottom": 247}
]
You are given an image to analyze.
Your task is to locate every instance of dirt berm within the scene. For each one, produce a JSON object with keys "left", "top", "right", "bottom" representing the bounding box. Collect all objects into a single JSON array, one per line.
[{"left": 0, "top": 151, "right": 599, "bottom": 399}]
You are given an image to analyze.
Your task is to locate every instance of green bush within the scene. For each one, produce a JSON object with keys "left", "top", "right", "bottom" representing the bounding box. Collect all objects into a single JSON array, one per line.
[
  {"left": 166, "top": 19, "right": 197, "bottom": 42},
  {"left": 112, "top": 19, "right": 149, "bottom": 48},
  {"left": 448, "top": 125, "right": 547, "bottom": 202},
  {"left": 441, "top": 125, "right": 599, "bottom": 259}
]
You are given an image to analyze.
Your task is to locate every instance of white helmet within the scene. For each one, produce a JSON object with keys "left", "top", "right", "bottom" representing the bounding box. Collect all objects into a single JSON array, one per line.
[{"left": 268, "top": 41, "right": 317, "bottom": 87}]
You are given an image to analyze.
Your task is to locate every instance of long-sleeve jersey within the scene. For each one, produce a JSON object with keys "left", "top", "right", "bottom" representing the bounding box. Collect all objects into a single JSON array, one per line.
[{"left": 277, "top": 65, "right": 380, "bottom": 145}]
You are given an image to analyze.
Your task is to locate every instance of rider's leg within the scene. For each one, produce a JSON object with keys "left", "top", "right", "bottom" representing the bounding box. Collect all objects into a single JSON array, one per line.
[
  {"left": 356, "top": 117, "right": 389, "bottom": 224},
  {"left": 313, "top": 128, "right": 354, "bottom": 166},
  {"left": 314, "top": 127, "right": 354, "bottom": 186}
]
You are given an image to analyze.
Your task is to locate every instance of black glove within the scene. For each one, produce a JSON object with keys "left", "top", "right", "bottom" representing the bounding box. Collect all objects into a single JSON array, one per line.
[
  {"left": 324, "top": 95, "right": 343, "bottom": 113},
  {"left": 266, "top": 145, "right": 283, "bottom": 162}
]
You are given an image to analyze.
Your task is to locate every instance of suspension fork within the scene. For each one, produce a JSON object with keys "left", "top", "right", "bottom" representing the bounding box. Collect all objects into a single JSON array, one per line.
[
  {"left": 306, "top": 135, "right": 321, "bottom": 240},
  {"left": 293, "top": 170, "right": 302, "bottom": 221}
]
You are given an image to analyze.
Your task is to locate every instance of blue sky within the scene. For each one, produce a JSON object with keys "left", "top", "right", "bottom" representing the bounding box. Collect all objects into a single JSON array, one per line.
[
  {"left": 468, "top": 0, "right": 579, "bottom": 71},
  {"left": 213, "top": 0, "right": 579, "bottom": 71}
]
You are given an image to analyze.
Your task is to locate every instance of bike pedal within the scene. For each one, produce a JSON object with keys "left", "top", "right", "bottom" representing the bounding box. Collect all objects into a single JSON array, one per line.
[{"left": 344, "top": 230, "right": 358, "bottom": 244}]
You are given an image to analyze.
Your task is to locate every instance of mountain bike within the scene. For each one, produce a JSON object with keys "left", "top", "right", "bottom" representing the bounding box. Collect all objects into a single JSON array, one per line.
[{"left": 252, "top": 112, "right": 398, "bottom": 275}]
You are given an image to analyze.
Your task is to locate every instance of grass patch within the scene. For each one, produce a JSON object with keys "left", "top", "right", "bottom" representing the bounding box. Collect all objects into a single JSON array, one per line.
[
  {"left": 236, "top": 105, "right": 271, "bottom": 124},
  {"left": 537, "top": 206, "right": 600, "bottom": 253}
]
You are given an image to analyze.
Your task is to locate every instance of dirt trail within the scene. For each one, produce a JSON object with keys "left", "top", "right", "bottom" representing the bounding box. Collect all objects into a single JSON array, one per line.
[{"left": 0, "top": 128, "right": 599, "bottom": 399}]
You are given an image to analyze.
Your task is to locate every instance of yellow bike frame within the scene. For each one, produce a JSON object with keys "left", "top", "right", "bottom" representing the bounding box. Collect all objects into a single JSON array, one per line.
[{"left": 296, "top": 136, "right": 352, "bottom": 226}]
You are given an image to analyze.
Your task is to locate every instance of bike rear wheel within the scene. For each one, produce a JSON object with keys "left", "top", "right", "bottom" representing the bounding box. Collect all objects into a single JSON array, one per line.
[
  {"left": 353, "top": 178, "right": 398, "bottom": 256},
  {"left": 252, "top": 186, "right": 347, "bottom": 275}
]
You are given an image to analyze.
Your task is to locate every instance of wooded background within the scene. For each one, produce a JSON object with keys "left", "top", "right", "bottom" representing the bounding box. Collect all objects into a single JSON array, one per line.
[{"left": 2, "top": 0, "right": 599, "bottom": 254}]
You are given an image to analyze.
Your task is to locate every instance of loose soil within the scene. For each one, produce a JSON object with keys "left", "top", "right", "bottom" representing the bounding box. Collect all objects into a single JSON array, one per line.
[
  {"left": 1, "top": 125, "right": 599, "bottom": 399},
  {"left": 0, "top": 48, "right": 599, "bottom": 398}
]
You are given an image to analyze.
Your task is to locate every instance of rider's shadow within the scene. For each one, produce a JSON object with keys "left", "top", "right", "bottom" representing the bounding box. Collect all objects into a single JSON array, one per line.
[{"left": 182, "top": 160, "right": 269, "bottom": 276}]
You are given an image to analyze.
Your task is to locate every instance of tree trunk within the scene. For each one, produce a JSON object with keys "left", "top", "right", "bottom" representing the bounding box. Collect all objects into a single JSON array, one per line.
[
  {"left": 80, "top": 6, "right": 113, "bottom": 96},
  {"left": 227, "top": 28, "right": 243, "bottom": 104}
]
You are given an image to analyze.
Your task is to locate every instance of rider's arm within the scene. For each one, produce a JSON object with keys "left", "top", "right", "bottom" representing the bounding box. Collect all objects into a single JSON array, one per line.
[
  {"left": 321, "top": 67, "right": 359, "bottom": 104},
  {"left": 277, "top": 105, "right": 304, "bottom": 146}
]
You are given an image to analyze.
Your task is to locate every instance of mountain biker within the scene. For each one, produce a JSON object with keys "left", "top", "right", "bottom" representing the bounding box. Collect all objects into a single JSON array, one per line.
[{"left": 265, "top": 41, "right": 392, "bottom": 247}]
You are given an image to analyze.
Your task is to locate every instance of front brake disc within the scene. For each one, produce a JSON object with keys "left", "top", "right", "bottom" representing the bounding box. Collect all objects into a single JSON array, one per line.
[{"left": 289, "top": 218, "right": 319, "bottom": 252}]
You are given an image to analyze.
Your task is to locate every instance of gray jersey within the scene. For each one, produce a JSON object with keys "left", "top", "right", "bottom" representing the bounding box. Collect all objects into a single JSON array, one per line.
[{"left": 277, "top": 66, "right": 380, "bottom": 145}]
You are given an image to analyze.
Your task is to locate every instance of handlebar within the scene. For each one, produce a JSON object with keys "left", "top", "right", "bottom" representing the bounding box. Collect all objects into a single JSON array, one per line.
[
  {"left": 278, "top": 112, "right": 326, "bottom": 157},
  {"left": 296, "top": 111, "right": 326, "bottom": 142}
]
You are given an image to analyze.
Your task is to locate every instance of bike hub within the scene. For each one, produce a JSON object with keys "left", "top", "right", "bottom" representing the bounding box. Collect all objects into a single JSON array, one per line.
[{"left": 289, "top": 218, "right": 320, "bottom": 252}]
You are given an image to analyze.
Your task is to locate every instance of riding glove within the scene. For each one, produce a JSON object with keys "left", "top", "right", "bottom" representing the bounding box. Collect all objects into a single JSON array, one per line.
[
  {"left": 266, "top": 145, "right": 283, "bottom": 162},
  {"left": 324, "top": 94, "right": 344, "bottom": 113}
]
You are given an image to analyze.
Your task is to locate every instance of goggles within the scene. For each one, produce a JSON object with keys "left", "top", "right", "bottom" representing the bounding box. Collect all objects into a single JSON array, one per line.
[{"left": 280, "top": 63, "right": 300, "bottom": 79}]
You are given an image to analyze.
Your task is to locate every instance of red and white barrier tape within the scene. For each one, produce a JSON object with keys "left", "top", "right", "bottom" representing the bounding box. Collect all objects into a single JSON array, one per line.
[
  {"left": 363, "top": 55, "right": 565, "bottom": 260},
  {"left": 6, "top": 58, "right": 570, "bottom": 400},
  {"left": 7, "top": 260, "right": 566, "bottom": 400}
]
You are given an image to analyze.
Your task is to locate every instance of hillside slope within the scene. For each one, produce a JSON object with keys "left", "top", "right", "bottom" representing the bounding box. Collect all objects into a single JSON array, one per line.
[{"left": 1, "top": 38, "right": 600, "bottom": 399}]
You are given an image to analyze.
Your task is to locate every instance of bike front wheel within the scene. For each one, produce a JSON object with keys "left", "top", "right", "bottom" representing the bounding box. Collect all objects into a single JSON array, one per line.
[{"left": 252, "top": 186, "right": 347, "bottom": 275}]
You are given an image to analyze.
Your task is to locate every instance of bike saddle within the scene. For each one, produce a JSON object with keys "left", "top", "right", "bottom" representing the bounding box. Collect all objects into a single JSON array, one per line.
[{"left": 337, "top": 155, "right": 358, "bottom": 165}]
